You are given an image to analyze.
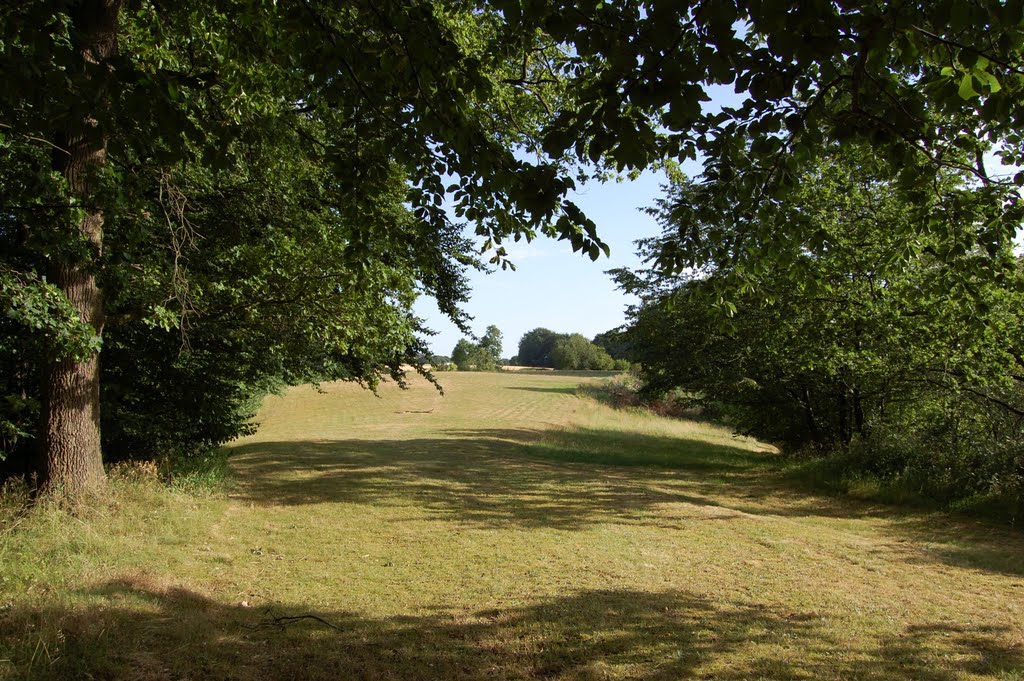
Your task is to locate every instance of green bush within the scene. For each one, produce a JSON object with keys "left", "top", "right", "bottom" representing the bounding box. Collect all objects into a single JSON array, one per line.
[
  {"left": 551, "top": 334, "right": 615, "bottom": 370},
  {"left": 783, "top": 386, "right": 1024, "bottom": 523}
]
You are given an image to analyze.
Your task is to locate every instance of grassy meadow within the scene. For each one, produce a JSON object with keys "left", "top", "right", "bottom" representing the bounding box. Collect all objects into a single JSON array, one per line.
[{"left": 1, "top": 370, "right": 1023, "bottom": 680}]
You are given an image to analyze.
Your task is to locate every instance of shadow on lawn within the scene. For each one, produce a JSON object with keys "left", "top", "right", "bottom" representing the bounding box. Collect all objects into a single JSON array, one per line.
[
  {"left": 229, "top": 425, "right": 883, "bottom": 527},
  {"left": 228, "top": 426, "right": 1024, "bottom": 578},
  {"left": 503, "top": 385, "right": 580, "bottom": 395},
  {"left": 228, "top": 428, "right": 765, "bottom": 530},
  {"left": 2, "top": 579, "right": 1021, "bottom": 681}
]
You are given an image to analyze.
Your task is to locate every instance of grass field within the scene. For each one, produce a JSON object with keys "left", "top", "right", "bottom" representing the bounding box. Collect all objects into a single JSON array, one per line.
[{"left": 1, "top": 371, "right": 1023, "bottom": 680}]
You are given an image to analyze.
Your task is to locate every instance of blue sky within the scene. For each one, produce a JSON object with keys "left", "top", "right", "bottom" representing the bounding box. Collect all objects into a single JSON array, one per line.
[
  {"left": 413, "top": 69, "right": 1024, "bottom": 360},
  {"left": 415, "top": 84, "right": 746, "bottom": 358},
  {"left": 413, "top": 168, "right": 674, "bottom": 358},
  {"left": 415, "top": 155, "right": 1024, "bottom": 359}
]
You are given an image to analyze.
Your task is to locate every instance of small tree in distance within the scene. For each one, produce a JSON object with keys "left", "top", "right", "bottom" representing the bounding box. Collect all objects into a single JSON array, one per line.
[
  {"left": 451, "top": 326, "right": 503, "bottom": 371},
  {"left": 451, "top": 339, "right": 476, "bottom": 371},
  {"left": 479, "top": 325, "right": 503, "bottom": 370}
]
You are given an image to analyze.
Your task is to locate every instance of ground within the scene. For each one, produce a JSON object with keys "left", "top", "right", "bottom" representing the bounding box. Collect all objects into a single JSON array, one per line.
[{"left": 1, "top": 371, "right": 1022, "bottom": 679}]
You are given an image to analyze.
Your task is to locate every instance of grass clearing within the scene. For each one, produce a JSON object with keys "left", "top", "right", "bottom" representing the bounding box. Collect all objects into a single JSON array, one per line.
[{"left": 1, "top": 371, "right": 1023, "bottom": 679}]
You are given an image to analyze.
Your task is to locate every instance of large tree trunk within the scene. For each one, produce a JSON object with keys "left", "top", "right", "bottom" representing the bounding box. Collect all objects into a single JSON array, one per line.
[{"left": 38, "top": 0, "right": 122, "bottom": 496}]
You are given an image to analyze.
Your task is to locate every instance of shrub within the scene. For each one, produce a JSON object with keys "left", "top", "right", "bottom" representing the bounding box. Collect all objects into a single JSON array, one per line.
[{"left": 551, "top": 334, "right": 615, "bottom": 370}]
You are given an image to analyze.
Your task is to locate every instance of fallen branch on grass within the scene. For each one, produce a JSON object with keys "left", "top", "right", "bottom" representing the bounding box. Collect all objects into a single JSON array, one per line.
[{"left": 246, "top": 609, "right": 343, "bottom": 632}]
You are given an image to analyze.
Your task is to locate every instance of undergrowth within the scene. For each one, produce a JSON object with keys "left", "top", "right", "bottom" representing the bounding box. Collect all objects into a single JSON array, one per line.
[
  {"left": 0, "top": 452, "right": 231, "bottom": 583},
  {"left": 589, "top": 375, "right": 1024, "bottom": 527},
  {"left": 784, "top": 448, "right": 1023, "bottom": 527},
  {"left": 159, "top": 447, "right": 233, "bottom": 495},
  {"left": 577, "top": 373, "right": 704, "bottom": 420}
]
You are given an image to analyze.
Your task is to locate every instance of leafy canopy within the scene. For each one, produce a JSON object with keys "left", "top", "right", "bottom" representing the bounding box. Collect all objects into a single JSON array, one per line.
[
  {"left": 4, "top": 0, "right": 1024, "bottom": 469},
  {"left": 616, "top": 144, "right": 1023, "bottom": 455}
]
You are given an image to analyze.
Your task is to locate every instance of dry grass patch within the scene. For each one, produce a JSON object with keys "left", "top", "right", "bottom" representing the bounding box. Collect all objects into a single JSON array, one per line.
[{"left": 2, "top": 372, "right": 1023, "bottom": 680}]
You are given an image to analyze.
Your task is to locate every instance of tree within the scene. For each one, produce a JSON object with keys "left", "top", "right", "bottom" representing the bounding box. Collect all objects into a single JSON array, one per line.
[
  {"left": 592, "top": 329, "right": 631, "bottom": 361},
  {"left": 1, "top": 2, "right": 607, "bottom": 494},
  {"left": 98, "top": 143, "right": 451, "bottom": 463},
  {"left": 479, "top": 324, "right": 504, "bottom": 370},
  {"left": 451, "top": 339, "right": 476, "bottom": 371},
  {"left": 550, "top": 335, "right": 585, "bottom": 370},
  {"left": 25, "top": 0, "right": 121, "bottom": 492},
  {"left": 517, "top": 328, "right": 561, "bottom": 368},
  {"left": 550, "top": 333, "right": 614, "bottom": 370},
  {"left": 616, "top": 145, "right": 1023, "bottom": 455},
  {"left": 451, "top": 326, "right": 503, "bottom": 371}
]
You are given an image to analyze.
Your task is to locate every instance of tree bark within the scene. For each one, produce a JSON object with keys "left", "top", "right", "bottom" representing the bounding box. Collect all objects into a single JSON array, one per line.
[
  {"left": 800, "top": 385, "right": 821, "bottom": 445},
  {"left": 38, "top": 0, "right": 122, "bottom": 496},
  {"left": 852, "top": 388, "right": 865, "bottom": 437},
  {"left": 837, "top": 385, "right": 849, "bottom": 445}
]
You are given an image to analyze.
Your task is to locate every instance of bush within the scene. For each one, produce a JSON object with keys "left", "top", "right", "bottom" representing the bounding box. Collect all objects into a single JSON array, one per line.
[
  {"left": 551, "top": 334, "right": 615, "bottom": 370},
  {"left": 581, "top": 375, "right": 701, "bottom": 421},
  {"left": 786, "top": 387, "right": 1024, "bottom": 523}
]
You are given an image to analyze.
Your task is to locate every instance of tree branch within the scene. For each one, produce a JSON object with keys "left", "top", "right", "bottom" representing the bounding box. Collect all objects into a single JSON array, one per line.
[{"left": 912, "top": 25, "right": 1024, "bottom": 76}]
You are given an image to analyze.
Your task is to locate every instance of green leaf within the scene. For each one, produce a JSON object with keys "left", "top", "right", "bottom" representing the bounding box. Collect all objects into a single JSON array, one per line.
[{"left": 958, "top": 74, "right": 979, "bottom": 99}]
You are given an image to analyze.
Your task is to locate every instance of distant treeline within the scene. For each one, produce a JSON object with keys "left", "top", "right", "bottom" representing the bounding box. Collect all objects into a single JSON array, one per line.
[
  {"left": 426, "top": 326, "right": 631, "bottom": 372},
  {"left": 510, "top": 328, "right": 631, "bottom": 371}
]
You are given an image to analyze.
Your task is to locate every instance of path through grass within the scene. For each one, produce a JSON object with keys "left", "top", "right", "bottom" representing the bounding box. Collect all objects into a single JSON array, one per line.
[{"left": 1, "top": 371, "right": 1023, "bottom": 679}]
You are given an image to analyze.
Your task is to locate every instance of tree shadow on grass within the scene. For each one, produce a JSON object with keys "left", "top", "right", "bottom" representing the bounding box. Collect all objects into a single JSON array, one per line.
[
  {"left": 504, "top": 386, "right": 580, "bottom": 395},
  {"left": 511, "top": 426, "right": 776, "bottom": 473},
  {"left": 228, "top": 433, "right": 726, "bottom": 531},
  {"left": 228, "top": 425, "right": 1024, "bottom": 578},
  {"left": 2, "top": 579, "right": 1021, "bottom": 680},
  {"left": 230, "top": 426, "right": 863, "bottom": 528},
  {"left": 515, "top": 427, "right": 1024, "bottom": 578},
  {"left": 873, "top": 515, "right": 1024, "bottom": 579},
  {"left": 229, "top": 422, "right": 809, "bottom": 527},
  {"left": 448, "top": 428, "right": 1024, "bottom": 551}
]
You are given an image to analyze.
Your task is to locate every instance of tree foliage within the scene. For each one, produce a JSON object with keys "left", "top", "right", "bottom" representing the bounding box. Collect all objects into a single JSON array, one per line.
[
  {"left": 512, "top": 0, "right": 1024, "bottom": 288},
  {"left": 591, "top": 329, "right": 631, "bottom": 362},
  {"left": 0, "top": 1, "right": 609, "bottom": 483},
  {"left": 479, "top": 325, "right": 504, "bottom": 368},
  {"left": 451, "top": 326, "right": 503, "bottom": 371},
  {"left": 451, "top": 339, "right": 476, "bottom": 371},
  {"left": 517, "top": 327, "right": 614, "bottom": 370},
  {"left": 550, "top": 333, "right": 614, "bottom": 371},
  {"left": 4, "top": 1, "right": 1024, "bottom": 492},
  {"left": 617, "top": 145, "right": 1024, "bottom": 510},
  {"left": 516, "top": 327, "right": 562, "bottom": 368}
]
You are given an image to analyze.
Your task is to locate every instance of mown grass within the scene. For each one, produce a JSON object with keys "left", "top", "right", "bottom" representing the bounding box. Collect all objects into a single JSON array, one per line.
[
  {"left": 1, "top": 371, "right": 1023, "bottom": 680},
  {"left": 583, "top": 376, "right": 1024, "bottom": 526}
]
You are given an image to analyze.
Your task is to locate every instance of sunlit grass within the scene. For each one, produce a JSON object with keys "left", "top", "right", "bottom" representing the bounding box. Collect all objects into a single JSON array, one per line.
[{"left": 1, "top": 371, "right": 1023, "bottom": 680}]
